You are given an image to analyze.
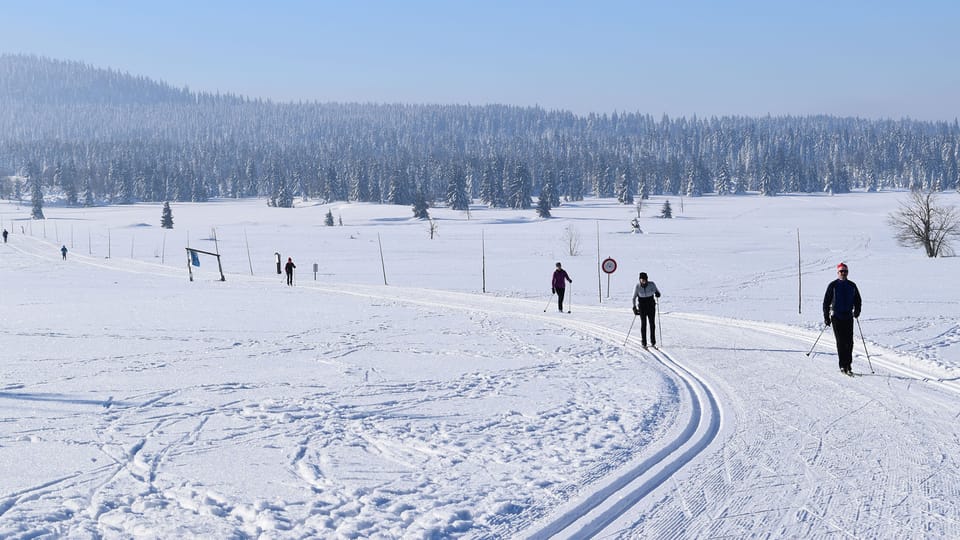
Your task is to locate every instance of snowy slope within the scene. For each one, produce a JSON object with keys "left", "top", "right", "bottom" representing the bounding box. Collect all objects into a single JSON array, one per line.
[{"left": 1, "top": 193, "right": 959, "bottom": 538}]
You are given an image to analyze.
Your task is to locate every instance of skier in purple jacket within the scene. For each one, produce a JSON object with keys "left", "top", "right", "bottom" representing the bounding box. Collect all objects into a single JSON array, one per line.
[{"left": 551, "top": 262, "right": 572, "bottom": 312}]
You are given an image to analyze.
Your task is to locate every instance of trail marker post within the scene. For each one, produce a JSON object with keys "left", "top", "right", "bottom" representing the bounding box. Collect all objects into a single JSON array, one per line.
[{"left": 601, "top": 257, "right": 617, "bottom": 298}]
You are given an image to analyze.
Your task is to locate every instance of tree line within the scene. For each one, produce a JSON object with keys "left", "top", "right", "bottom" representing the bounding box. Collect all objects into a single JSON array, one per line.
[{"left": 2, "top": 54, "right": 959, "bottom": 212}]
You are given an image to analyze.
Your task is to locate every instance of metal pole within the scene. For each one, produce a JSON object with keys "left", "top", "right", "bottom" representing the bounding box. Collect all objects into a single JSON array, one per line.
[
  {"left": 624, "top": 315, "right": 638, "bottom": 346},
  {"left": 656, "top": 299, "right": 662, "bottom": 346},
  {"left": 244, "top": 228, "right": 254, "bottom": 275},
  {"left": 596, "top": 221, "right": 602, "bottom": 304},
  {"left": 805, "top": 324, "right": 827, "bottom": 356},
  {"left": 543, "top": 292, "right": 554, "bottom": 313},
  {"left": 856, "top": 318, "right": 875, "bottom": 373},
  {"left": 481, "top": 229, "right": 486, "bottom": 293},
  {"left": 378, "top": 233, "right": 388, "bottom": 285}
]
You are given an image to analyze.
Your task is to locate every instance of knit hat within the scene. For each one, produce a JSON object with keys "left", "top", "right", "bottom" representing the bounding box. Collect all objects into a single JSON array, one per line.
[
  {"left": 837, "top": 262, "right": 848, "bottom": 271},
  {"left": 638, "top": 272, "right": 648, "bottom": 280}
]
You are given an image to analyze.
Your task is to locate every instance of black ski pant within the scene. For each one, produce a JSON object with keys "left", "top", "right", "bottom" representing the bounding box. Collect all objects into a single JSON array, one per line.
[
  {"left": 286, "top": 272, "right": 294, "bottom": 286},
  {"left": 831, "top": 316, "right": 854, "bottom": 371},
  {"left": 639, "top": 305, "right": 656, "bottom": 346},
  {"left": 556, "top": 287, "right": 566, "bottom": 312}
]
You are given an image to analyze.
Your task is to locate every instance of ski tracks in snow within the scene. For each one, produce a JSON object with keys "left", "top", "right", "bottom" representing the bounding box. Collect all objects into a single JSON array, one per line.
[
  {"left": 300, "top": 284, "right": 725, "bottom": 539},
  {"left": 9, "top": 233, "right": 960, "bottom": 537}
]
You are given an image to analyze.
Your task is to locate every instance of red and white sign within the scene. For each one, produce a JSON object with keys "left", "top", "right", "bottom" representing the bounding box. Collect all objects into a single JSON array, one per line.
[{"left": 601, "top": 257, "right": 617, "bottom": 274}]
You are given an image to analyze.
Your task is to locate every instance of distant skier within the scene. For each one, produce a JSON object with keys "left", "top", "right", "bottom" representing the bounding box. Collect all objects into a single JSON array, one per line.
[
  {"left": 2, "top": 229, "right": 7, "bottom": 243},
  {"left": 632, "top": 272, "right": 661, "bottom": 348},
  {"left": 551, "top": 262, "right": 572, "bottom": 312},
  {"left": 284, "top": 257, "right": 296, "bottom": 286},
  {"left": 823, "top": 262, "right": 862, "bottom": 376},
  {"left": 60, "top": 245, "right": 68, "bottom": 260}
]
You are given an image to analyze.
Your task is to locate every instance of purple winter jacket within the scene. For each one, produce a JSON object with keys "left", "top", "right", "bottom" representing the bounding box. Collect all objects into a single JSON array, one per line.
[{"left": 552, "top": 269, "right": 571, "bottom": 289}]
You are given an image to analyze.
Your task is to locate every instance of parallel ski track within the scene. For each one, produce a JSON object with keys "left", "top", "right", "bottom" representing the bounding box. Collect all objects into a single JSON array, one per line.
[
  {"left": 521, "top": 323, "right": 722, "bottom": 540},
  {"left": 29, "top": 235, "right": 960, "bottom": 534},
  {"left": 10, "top": 234, "right": 725, "bottom": 538},
  {"left": 309, "top": 285, "right": 725, "bottom": 540}
]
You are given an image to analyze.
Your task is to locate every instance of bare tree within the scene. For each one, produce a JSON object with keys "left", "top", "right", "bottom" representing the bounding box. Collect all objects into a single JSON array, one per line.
[
  {"left": 563, "top": 225, "right": 581, "bottom": 256},
  {"left": 888, "top": 191, "right": 960, "bottom": 257}
]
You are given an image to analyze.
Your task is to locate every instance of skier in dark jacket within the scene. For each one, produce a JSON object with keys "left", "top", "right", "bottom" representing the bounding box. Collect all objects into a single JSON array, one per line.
[
  {"left": 284, "top": 257, "right": 296, "bottom": 286},
  {"left": 823, "top": 262, "right": 862, "bottom": 375},
  {"left": 60, "top": 245, "right": 68, "bottom": 260},
  {"left": 551, "top": 262, "right": 572, "bottom": 312},
  {"left": 2, "top": 229, "right": 7, "bottom": 243},
  {"left": 632, "top": 272, "right": 661, "bottom": 348}
]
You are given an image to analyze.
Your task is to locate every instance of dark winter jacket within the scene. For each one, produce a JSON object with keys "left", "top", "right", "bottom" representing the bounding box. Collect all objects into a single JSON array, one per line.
[
  {"left": 285, "top": 261, "right": 296, "bottom": 274},
  {"left": 823, "top": 279, "right": 862, "bottom": 320},
  {"left": 633, "top": 281, "right": 661, "bottom": 309},
  {"left": 552, "top": 269, "right": 571, "bottom": 290}
]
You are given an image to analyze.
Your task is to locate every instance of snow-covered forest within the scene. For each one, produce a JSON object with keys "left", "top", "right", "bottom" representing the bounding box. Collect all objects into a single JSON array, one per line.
[{"left": 2, "top": 54, "right": 959, "bottom": 210}]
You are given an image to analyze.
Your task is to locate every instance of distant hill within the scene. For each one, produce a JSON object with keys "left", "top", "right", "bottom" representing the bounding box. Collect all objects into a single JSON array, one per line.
[
  {"left": 0, "top": 54, "right": 196, "bottom": 105},
  {"left": 0, "top": 54, "right": 957, "bottom": 206}
]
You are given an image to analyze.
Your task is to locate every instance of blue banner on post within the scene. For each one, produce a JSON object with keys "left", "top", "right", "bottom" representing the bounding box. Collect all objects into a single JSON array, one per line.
[{"left": 190, "top": 251, "right": 200, "bottom": 267}]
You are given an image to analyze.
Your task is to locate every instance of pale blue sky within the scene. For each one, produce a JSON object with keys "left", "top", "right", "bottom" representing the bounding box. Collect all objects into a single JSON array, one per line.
[{"left": 2, "top": 0, "right": 957, "bottom": 120}]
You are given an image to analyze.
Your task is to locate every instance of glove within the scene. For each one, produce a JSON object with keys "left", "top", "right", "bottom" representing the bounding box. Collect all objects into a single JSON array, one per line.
[
  {"left": 551, "top": 288, "right": 555, "bottom": 294},
  {"left": 824, "top": 317, "right": 831, "bottom": 326},
  {"left": 853, "top": 311, "right": 860, "bottom": 319},
  {"left": 655, "top": 292, "right": 661, "bottom": 298},
  {"left": 632, "top": 306, "right": 641, "bottom": 315}
]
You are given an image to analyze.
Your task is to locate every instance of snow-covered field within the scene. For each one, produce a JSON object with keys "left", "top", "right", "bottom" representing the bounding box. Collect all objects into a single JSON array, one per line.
[{"left": 1, "top": 192, "right": 959, "bottom": 539}]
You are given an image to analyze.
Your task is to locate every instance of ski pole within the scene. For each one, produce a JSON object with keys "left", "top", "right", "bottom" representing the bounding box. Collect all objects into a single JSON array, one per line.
[
  {"left": 656, "top": 299, "right": 662, "bottom": 346},
  {"left": 624, "top": 314, "right": 638, "bottom": 346},
  {"left": 567, "top": 283, "right": 572, "bottom": 313},
  {"left": 806, "top": 324, "right": 827, "bottom": 356},
  {"left": 543, "top": 292, "right": 554, "bottom": 313},
  {"left": 856, "top": 318, "right": 875, "bottom": 373}
]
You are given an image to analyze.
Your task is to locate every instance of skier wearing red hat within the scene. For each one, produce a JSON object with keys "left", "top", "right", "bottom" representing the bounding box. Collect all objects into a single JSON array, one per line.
[{"left": 822, "top": 262, "right": 862, "bottom": 375}]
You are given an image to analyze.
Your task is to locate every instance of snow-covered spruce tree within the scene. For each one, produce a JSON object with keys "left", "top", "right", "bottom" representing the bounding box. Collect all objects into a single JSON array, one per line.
[
  {"left": 759, "top": 166, "right": 777, "bottom": 196},
  {"left": 536, "top": 194, "right": 552, "bottom": 218},
  {"left": 387, "top": 167, "right": 411, "bottom": 205},
  {"left": 274, "top": 173, "right": 293, "bottom": 208},
  {"left": 62, "top": 163, "right": 78, "bottom": 205},
  {"left": 412, "top": 187, "right": 430, "bottom": 219},
  {"left": 29, "top": 169, "right": 44, "bottom": 219},
  {"left": 638, "top": 180, "right": 649, "bottom": 200},
  {"left": 660, "top": 199, "right": 673, "bottom": 219},
  {"left": 82, "top": 178, "right": 94, "bottom": 207},
  {"left": 161, "top": 201, "right": 174, "bottom": 229},
  {"left": 505, "top": 162, "right": 532, "bottom": 209},
  {"left": 324, "top": 209, "right": 335, "bottom": 226},
  {"left": 547, "top": 170, "right": 561, "bottom": 207},
  {"left": 715, "top": 163, "right": 730, "bottom": 195},
  {"left": 446, "top": 167, "right": 470, "bottom": 211},
  {"left": 191, "top": 174, "right": 209, "bottom": 203},
  {"left": 616, "top": 169, "right": 635, "bottom": 204}
]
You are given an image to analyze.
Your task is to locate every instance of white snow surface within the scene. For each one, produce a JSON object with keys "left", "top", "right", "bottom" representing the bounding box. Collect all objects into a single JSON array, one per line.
[{"left": 1, "top": 192, "right": 959, "bottom": 539}]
